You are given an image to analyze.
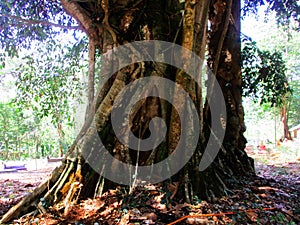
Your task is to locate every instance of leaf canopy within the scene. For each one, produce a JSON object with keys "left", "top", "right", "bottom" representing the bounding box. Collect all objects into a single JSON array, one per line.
[
  {"left": 0, "top": 0, "right": 78, "bottom": 57},
  {"left": 242, "top": 40, "right": 291, "bottom": 106}
]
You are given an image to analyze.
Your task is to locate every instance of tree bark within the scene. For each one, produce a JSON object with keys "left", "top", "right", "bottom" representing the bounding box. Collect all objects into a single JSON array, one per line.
[{"left": 201, "top": 0, "right": 254, "bottom": 196}]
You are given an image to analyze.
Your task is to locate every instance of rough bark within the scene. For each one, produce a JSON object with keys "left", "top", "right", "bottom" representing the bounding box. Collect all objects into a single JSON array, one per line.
[
  {"left": 205, "top": 0, "right": 254, "bottom": 178},
  {"left": 169, "top": 0, "right": 197, "bottom": 154},
  {"left": 193, "top": 0, "right": 255, "bottom": 201}
]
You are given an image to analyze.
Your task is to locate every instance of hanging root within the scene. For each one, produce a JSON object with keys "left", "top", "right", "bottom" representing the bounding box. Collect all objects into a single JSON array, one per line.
[
  {"left": 184, "top": 168, "right": 192, "bottom": 204},
  {"left": 46, "top": 160, "right": 75, "bottom": 204},
  {"left": 101, "top": 0, "right": 118, "bottom": 46}
]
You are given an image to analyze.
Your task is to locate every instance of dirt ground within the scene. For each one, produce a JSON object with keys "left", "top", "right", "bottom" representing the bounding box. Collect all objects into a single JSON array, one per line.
[
  {"left": 0, "top": 165, "right": 56, "bottom": 183},
  {"left": 0, "top": 161, "right": 60, "bottom": 218}
]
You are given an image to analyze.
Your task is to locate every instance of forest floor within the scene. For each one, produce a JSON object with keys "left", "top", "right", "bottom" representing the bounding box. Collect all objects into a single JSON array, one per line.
[{"left": 0, "top": 155, "right": 299, "bottom": 225}]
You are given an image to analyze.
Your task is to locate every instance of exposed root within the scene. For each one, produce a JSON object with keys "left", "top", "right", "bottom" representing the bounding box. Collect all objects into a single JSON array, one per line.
[
  {"left": 53, "top": 161, "right": 75, "bottom": 203},
  {"left": 63, "top": 181, "right": 83, "bottom": 216}
]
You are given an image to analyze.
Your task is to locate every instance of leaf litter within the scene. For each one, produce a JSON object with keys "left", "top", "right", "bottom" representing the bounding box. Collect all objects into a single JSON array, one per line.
[{"left": 0, "top": 162, "right": 299, "bottom": 224}]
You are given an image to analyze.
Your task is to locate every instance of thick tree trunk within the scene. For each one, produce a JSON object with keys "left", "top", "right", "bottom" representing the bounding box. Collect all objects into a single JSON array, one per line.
[
  {"left": 1, "top": 0, "right": 255, "bottom": 222},
  {"left": 200, "top": 0, "right": 254, "bottom": 198}
]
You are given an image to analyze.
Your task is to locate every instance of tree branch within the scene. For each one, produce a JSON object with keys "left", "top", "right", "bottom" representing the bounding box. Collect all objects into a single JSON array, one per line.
[
  {"left": 1, "top": 14, "right": 81, "bottom": 31},
  {"left": 60, "top": 0, "right": 99, "bottom": 40}
]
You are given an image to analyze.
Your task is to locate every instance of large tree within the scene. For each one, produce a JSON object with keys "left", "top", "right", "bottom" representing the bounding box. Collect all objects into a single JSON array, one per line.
[{"left": 0, "top": 0, "right": 299, "bottom": 222}]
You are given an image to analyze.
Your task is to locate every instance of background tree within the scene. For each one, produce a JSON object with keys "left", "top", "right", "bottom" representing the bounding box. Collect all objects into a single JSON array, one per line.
[
  {"left": 241, "top": 8, "right": 300, "bottom": 140},
  {"left": 0, "top": 0, "right": 299, "bottom": 222},
  {"left": 13, "top": 40, "right": 85, "bottom": 156},
  {"left": 241, "top": 40, "right": 292, "bottom": 139},
  {"left": 0, "top": 40, "right": 86, "bottom": 158},
  {"left": 288, "top": 79, "right": 300, "bottom": 126},
  {"left": 242, "top": 41, "right": 290, "bottom": 107},
  {"left": 242, "top": 0, "right": 300, "bottom": 31},
  {"left": 0, "top": 0, "right": 78, "bottom": 56},
  {"left": 0, "top": 102, "right": 30, "bottom": 159}
]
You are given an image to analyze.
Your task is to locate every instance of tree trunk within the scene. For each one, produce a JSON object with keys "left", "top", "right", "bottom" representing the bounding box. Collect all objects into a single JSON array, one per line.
[
  {"left": 200, "top": 0, "right": 254, "bottom": 198},
  {"left": 281, "top": 103, "right": 292, "bottom": 140},
  {"left": 0, "top": 112, "right": 9, "bottom": 160},
  {"left": 57, "top": 122, "right": 64, "bottom": 157},
  {"left": 0, "top": 0, "right": 255, "bottom": 222}
]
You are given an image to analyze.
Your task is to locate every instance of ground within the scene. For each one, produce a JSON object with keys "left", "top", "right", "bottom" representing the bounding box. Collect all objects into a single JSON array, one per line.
[{"left": 0, "top": 153, "right": 299, "bottom": 224}]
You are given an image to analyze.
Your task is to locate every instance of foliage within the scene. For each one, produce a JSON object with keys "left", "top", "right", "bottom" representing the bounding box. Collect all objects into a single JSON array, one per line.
[
  {"left": 256, "top": 21, "right": 300, "bottom": 128},
  {"left": 0, "top": 42, "right": 86, "bottom": 159},
  {"left": 0, "top": 0, "right": 78, "bottom": 58},
  {"left": 242, "top": 0, "right": 300, "bottom": 31},
  {"left": 0, "top": 101, "right": 30, "bottom": 159},
  {"left": 287, "top": 79, "right": 300, "bottom": 126},
  {"left": 242, "top": 11, "right": 300, "bottom": 130},
  {"left": 0, "top": 0, "right": 89, "bottom": 158},
  {"left": 13, "top": 39, "right": 85, "bottom": 126},
  {"left": 0, "top": 100, "right": 79, "bottom": 160},
  {"left": 35, "top": 115, "right": 78, "bottom": 158},
  {"left": 241, "top": 40, "right": 291, "bottom": 106}
]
